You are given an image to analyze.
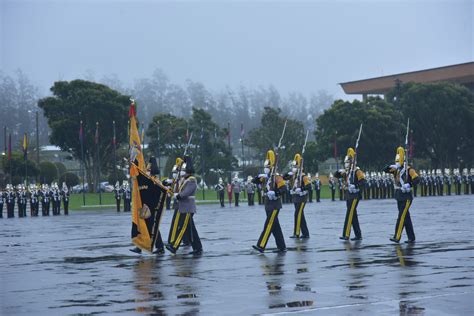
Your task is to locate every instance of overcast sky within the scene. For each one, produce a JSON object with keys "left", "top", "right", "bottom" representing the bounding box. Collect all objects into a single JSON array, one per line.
[{"left": 1, "top": 0, "right": 472, "bottom": 99}]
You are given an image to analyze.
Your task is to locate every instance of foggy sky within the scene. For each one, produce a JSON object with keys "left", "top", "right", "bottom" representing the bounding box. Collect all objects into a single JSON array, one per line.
[{"left": 1, "top": 0, "right": 472, "bottom": 99}]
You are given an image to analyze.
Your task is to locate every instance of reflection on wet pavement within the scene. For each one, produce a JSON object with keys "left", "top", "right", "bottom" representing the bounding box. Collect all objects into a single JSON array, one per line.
[{"left": 1, "top": 195, "right": 473, "bottom": 314}]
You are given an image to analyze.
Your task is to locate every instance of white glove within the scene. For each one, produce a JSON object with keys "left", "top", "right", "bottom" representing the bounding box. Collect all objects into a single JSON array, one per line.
[
  {"left": 294, "top": 187, "right": 302, "bottom": 194},
  {"left": 299, "top": 190, "right": 307, "bottom": 196},
  {"left": 266, "top": 190, "right": 277, "bottom": 200},
  {"left": 402, "top": 183, "right": 411, "bottom": 193},
  {"left": 164, "top": 179, "right": 173, "bottom": 185},
  {"left": 288, "top": 171, "right": 294, "bottom": 176},
  {"left": 289, "top": 189, "right": 295, "bottom": 195},
  {"left": 173, "top": 193, "right": 179, "bottom": 199},
  {"left": 258, "top": 174, "right": 268, "bottom": 179},
  {"left": 348, "top": 184, "right": 358, "bottom": 193}
]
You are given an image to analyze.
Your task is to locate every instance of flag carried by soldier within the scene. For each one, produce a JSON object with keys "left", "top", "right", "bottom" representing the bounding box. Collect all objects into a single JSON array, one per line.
[{"left": 129, "top": 99, "right": 169, "bottom": 254}]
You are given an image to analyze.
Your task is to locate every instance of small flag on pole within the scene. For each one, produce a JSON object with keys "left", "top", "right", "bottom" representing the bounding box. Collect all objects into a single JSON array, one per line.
[{"left": 22, "top": 133, "right": 28, "bottom": 160}]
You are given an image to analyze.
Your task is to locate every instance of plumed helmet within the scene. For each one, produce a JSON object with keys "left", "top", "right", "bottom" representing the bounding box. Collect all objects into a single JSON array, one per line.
[
  {"left": 115, "top": 181, "right": 120, "bottom": 188},
  {"left": 329, "top": 172, "right": 333, "bottom": 178},
  {"left": 265, "top": 150, "right": 276, "bottom": 168},
  {"left": 344, "top": 147, "right": 355, "bottom": 168},
  {"left": 292, "top": 153, "right": 302, "bottom": 168},
  {"left": 184, "top": 155, "right": 194, "bottom": 174},
  {"left": 247, "top": 175, "right": 253, "bottom": 182},
  {"left": 315, "top": 172, "right": 319, "bottom": 179},
  {"left": 122, "top": 180, "right": 128, "bottom": 187},
  {"left": 395, "top": 147, "right": 405, "bottom": 165},
  {"left": 445, "top": 168, "right": 450, "bottom": 175},
  {"left": 172, "top": 157, "right": 184, "bottom": 173},
  {"left": 218, "top": 177, "right": 223, "bottom": 184}
]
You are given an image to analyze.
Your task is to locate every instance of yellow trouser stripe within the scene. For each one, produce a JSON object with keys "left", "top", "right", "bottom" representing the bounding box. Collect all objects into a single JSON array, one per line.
[
  {"left": 173, "top": 213, "right": 190, "bottom": 249},
  {"left": 396, "top": 200, "right": 411, "bottom": 240},
  {"left": 170, "top": 212, "right": 180, "bottom": 243},
  {"left": 345, "top": 199, "right": 358, "bottom": 238},
  {"left": 260, "top": 210, "right": 278, "bottom": 248},
  {"left": 296, "top": 202, "right": 305, "bottom": 236}
]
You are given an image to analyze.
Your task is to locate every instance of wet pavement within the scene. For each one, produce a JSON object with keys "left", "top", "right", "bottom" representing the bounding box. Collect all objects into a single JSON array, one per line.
[{"left": 1, "top": 195, "right": 473, "bottom": 315}]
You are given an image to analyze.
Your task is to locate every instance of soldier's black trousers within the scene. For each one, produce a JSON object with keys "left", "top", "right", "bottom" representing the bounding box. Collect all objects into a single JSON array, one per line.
[
  {"left": 447, "top": 185, "right": 451, "bottom": 195},
  {"left": 342, "top": 198, "right": 361, "bottom": 239},
  {"left": 168, "top": 209, "right": 190, "bottom": 245},
  {"left": 154, "top": 231, "right": 164, "bottom": 252},
  {"left": 7, "top": 203, "right": 14, "bottom": 218},
  {"left": 248, "top": 193, "right": 254, "bottom": 206},
  {"left": 393, "top": 200, "right": 415, "bottom": 242},
  {"left": 293, "top": 202, "right": 309, "bottom": 237},
  {"left": 116, "top": 199, "right": 121, "bottom": 212},
  {"left": 218, "top": 192, "right": 225, "bottom": 207},
  {"left": 0, "top": 203, "right": 3, "bottom": 218},
  {"left": 257, "top": 209, "right": 286, "bottom": 250},
  {"left": 234, "top": 193, "right": 240, "bottom": 206},
  {"left": 166, "top": 196, "right": 171, "bottom": 210},
  {"left": 124, "top": 199, "right": 131, "bottom": 212},
  {"left": 315, "top": 190, "right": 321, "bottom": 202},
  {"left": 331, "top": 189, "right": 335, "bottom": 201},
  {"left": 339, "top": 189, "right": 344, "bottom": 201},
  {"left": 169, "top": 213, "right": 202, "bottom": 252},
  {"left": 308, "top": 190, "right": 313, "bottom": 202},
  {"left": 63, "top": 201, "right": 69, "bottom": 215}
]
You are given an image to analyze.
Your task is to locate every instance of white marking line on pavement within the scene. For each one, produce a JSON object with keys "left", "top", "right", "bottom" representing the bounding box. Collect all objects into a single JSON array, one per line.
[{"left": 261, "top": 291, "right": 473, "bottom": 315}]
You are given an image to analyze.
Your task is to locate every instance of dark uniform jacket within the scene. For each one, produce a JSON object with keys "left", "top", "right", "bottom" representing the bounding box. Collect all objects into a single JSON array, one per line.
[
  {"left": 383, "top": 165, "right": 419, "bottom": 201},
  {"left": 254, "top": 174, "right": 287, "bottom": 211},
  {"left": 334, "top": 168, "right": 366, "bottom": 200}
]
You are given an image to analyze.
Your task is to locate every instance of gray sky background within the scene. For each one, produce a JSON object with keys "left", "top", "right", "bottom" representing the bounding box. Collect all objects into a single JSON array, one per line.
[{"left": 1, "top": 0, "right": 472, "bottom": 99}]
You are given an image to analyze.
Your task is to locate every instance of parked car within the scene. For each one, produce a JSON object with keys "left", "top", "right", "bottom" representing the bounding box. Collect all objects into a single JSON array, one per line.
[
  {"left": 72, "top": 183, "right": 89, "bottom": 193},
  {"left": 100, "top": 182, "right": 114, "bottom": 193}
]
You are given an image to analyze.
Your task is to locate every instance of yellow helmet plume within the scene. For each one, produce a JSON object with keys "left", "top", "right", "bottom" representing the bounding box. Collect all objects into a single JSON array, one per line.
[
  {"left": 293, "top": 153, "right": 302, "bottom": 167},
  {"left": 346, "top": 147, "right": 355, "bottom": 159},
  {"left": 175, "top": 157, "right": 184, "bottom": 167},
  {"left": 395, "top": 147, "right": 405, "bottom": 165},
  {"left": 265, "top": 150, "right": 276, "bottom": 168}
]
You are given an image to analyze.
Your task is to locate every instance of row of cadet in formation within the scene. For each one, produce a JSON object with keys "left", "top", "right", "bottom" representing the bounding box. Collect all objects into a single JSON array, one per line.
[
  {"left": 130, "top": 145, "right": 474, "bottom": 257},
  {"left": 0, "top": 182, "right": 70, "bottom": 218},
  {"left": 212, "top": 167, "right": 474, "bottom": 208}
]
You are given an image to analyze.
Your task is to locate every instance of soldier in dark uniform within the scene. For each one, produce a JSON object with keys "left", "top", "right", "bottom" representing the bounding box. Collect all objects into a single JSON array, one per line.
[
  {"left": 256, "top": 182, "right": 263, "bottom": 205},
  {"left": 383, "top": 147, "right": 419, "bottom": 244},
  {"left": 167, "top": 158, "right": 190, "bottom": 247},
  {"left": 463, "top": 168, "right": 470, "bottom": 194},
  {"left": 470, "top": 168, "right": 474, "bottom": 194},
  {"left": 232, "top": 176, "right": 241, "bottom": 207},
  {"left": 334, "top": 148, "right": 365, "bottom": 241},
  {"left": 114, "top": 181, "right": 122, "bottom": 212},
  {"left": 166, "top": 156, "right": 202, "bottom": 255},
  {"left": 61, "top": 182, "right": 70, "bottom": 215},
  {"left": 252, "top": 150, "right": 287, "bottom": 253},
  {"left": 338, "top": 177, "right": 344, "bottom": 201},
  {"left": 286, "top": 153, "right": 312, "bottom": 239},
  {"left": 6, "top": 184, "right": 15, "bottom": 218},
  {"left": 0, "top": 188, "right": 4, "bottom": 218},
  {"left": 17, "top": 185, "right": 27, "bottom": 217},
  {"left": 29, "top": 184, "right": 39, "bottom": 216},
  {"left": 314, "top": 173, "right": 321, "bottom": 203},
  {"left": 444, "top": 169, "right": 452, "bottom": 196},
  {"left": 307, "top": 173, "right": 313, "bottom": 203},
  {"left": 51, "top": 183, "right": 61, "bottom": 215},
  {"left": 454, "top": 169, "right": 462, "bottom": 195},
  {"left": 370, "top": 172, "right": 377, "bottom": 199},
  {"left": 245, "top": 176, "right": 256, "bottom": 206},
  {"left": 123, "top": 181, "right": 131, "bottom": 212},
  {"left": 363, "top": 172, "right": 371, "bottom": 200},
  {"left": 436, "top": 169, "right": 443, "bottom": 196},
  {"left": 215, "top": 177, "right": 225, "bottom": 207},
  {"left": 328, "top": 173, "right": 336, "bottom": 201}
]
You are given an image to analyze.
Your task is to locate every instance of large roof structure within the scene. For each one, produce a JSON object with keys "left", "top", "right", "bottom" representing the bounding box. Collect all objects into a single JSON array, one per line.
[{"left": 340, "top": 62, "right": 474, "bottom": 96}]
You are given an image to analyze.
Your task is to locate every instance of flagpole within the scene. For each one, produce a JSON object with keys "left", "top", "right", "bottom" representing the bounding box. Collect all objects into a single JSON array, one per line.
[
  {"left": 80, "top": 120, "right": 86, "bottom": 206},
  {"left": 113, "top": 120, "right": 117, "bottom": 184},
  {"left": 240, "top": 122, "right": 244, "bottom": 168},
  {"left": 8, "top": 133, "right": 12, "bottom": 184},
  {"left": 24, "top": 133, "right": 28, "bottom": 186},
  {"left": 96, "top": 121, "right": 102, "bottom": 205},
  {"left": 227, "top": 121, "right": 231, "bottom": 183},
  {"left": 200, "top": 124, "right": 205, "bottom": 200}
]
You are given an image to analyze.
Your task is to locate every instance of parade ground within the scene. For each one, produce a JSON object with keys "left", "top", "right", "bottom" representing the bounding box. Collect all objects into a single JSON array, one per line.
[{"left": 1, "top": 195, "right": 473, "bottom": 315}]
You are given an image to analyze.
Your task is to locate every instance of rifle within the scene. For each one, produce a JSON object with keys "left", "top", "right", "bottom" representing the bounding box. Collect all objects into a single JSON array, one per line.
[
  {"left": 172, "top": 132, "right": 194, "bottom": 193},
  {"left": 267, "top": 120, "right": 287, "bottom": 191},
  {"left": 348, "top": 124, "right": 363, "bottom": 186},
  {"left": 297, "top": 130, "right": 310, "bottom": 187}
]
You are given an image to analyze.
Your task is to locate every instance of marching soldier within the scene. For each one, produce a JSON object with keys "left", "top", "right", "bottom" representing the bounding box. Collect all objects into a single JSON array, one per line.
[
  {"left": 232, "top": 175, "right": 241, "bottom": 207},
  {"left": 334, "top": 147, "right": 365, "bottom": 241},
  {"left": 245, "top": 176, "right": 256, "bottom": 206},
  {"left": 165, "top": 156, "right": 203, "bottom": 255},
  {"left": 215, "top": 177, "right": 225, "bottom": 207},
  {"left": 436, "top": 169, "right": 443, "bottom": 196},
  {"left": 52, "top": 183, "right": 61, "bottom": 215},
  {"left": 6, "top": 184, "right": 15, "bottom": 218},
  {"left": 256, "top": 182, "right": 263, "bottom": 205},
  {"left": 114, "top": 181, "right": 122, "bottom": 212},
  {"left": 338, "top": 176, "right": 344, "bottom": 201},
  {"left": 252, "top": 150, "right": 287, "bottom": 253},
  {"left": 17, "top": 184, "right": 27, "bottom": 217},
  {"left": 0, "top": 187, "right": 4, "bottom": 218},
  {"left": 383, "top": 147, "right": 419, "bottom": 244},
  {"left": 286, "top": 153, "right": 311, "bottom": 239},
  {"left": 363, "top": 172, "right": 371, "bottom": 200},
  {"left": 470, "top": 168, "right": 474, "bottom": 194},
  {"left": 123, "top": 181, "right": 131, "bottom": 212},
  {"left": 167, "top": 158, "right": 190, "bottom": 247},
  {"left": 29, "top": 184, "right": 39, "bottom": 216},
  {"left": 40, "top": 184, "right": 51, "bottom": 216},
  {"left": 163, "top": 177, "right": 172, "bottom": 210},
  {"left": 328, "top": 173, "right": 336, "bottom": 201},
  {"left": 454, "top": 169, "right": 462, "bottom": 195},
  {"left": 314, "top": 173, "right": 321, "bottom": 203},
  {"left": 61, "top": 183, "right": 70, "bottom": 215},
  {"left": 444, "top": 169, "right": 452, "bottom": 196},
  {"left": 307, "top": 173, "right": 313, "bottom": 203}
]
